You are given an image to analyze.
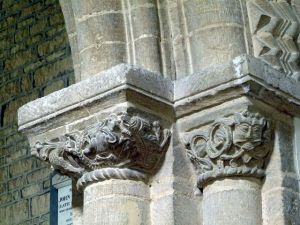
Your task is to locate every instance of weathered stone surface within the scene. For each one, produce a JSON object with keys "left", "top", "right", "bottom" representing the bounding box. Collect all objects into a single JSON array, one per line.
[
  {"left": 203, "top": 178, "right": 262, "bottom": 225},
  {"left": 9, "top": 158, "right": 34, "bottom": 178},
  {"left": 26, "top": 167, "right": 51, "bottom": 184},
  {"left": 261, "top": 117, "right": 300, "bottom": 225},
  {"left": 43, "top": 79, "right": 65, "bottom": 96},
  {"left": 150, "top": 125, "right": 202, "bottom": 225},
  {"left": 21, "top": 184, "right": 42, "bottom": 198},
  {"left": 130, "top": 2, "right": 162, "bottom": 74},
  {"left": 185, "top": 0, "right": 246, "bottom": 72},
  {"left": 31, "top": 193, "right": 50, "bottom": 217},
  {"left": 174, "top": 55, "right": 300, "bottom": 103},
  {"left": 18, "top": 58, "right": 300, "bottom": 225},
  {"left": 13, "top": 1, "right": 300, "bottom": 225},
  {"left": 71, "top": 0, "right": 126, "bottom": 79},
  {"left": 59, "top": 0, "right": 81, "bottom": 82},
  {"left": 18, "top": 64, "right": 173, "bottom": 130},
  {"left": 84, "top": 180, "right": 150, "bottom": 225},
  {"left": 176, "top": 89, "right": 300, "bottom": 225},
  {"left": 174, "top": 55, "right": 300, "bottom": 119},
  {"left": 150, "top": 193, "right": 201, "bottom": 225},
  {"left": 71, "top": 0, "right": 122, "bottom": 16},
  {"left": 80, "top": 43, "right": 127, "bottom": 80},
  {"left": 184, "top": 110, "right": 272, "bottom": 187},
  {"left": 30, "top": 112, "right": 171, "bottom": 189},
  {"left": 0, "top": 0, "right": 74, "bottom": 223},
  {"left": 247, "top": 0, "right": 300, "bottom": 80},
  {"left": 19, "top": 56, "right": 300, "bottom": 131},
  {"left": 0, "top": 200, "right": 29, "bottom": 224}
]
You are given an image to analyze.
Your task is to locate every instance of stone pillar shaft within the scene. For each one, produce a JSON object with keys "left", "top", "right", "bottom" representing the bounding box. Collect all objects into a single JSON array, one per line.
[
  {"left": 182, "top": 107, "right": 273, "bottom": 225},
  {"left": 72, "top": 0, "right": 126, "bottom": 79},
  {"left": 186, "top": 0, "right": 246, "bottom": 71},
  {"left": 84, "top": 180, "right": 150, "bottom": 225},
  {"left": 203, "top": 178, "right": 262, "bottom": 225},
  {"left": 18, "top": 1, "right": 300, "bottom": 225},
  {"left": 125, "top": 0, "right": 162, "bottom": 74}
]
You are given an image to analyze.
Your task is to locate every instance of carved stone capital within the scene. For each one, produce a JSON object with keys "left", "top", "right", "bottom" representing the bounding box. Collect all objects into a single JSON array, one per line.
[
  {"left": 185, "top": 111, "right": 272, "bottom": 187},
  {"left": 31, "top": 112, "right": 171, "bottom": 189}
]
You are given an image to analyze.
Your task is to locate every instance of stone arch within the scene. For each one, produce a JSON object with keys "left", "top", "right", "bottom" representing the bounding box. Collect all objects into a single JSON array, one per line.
[{"left": 58, "top": 0, "right": 81, "bottom": 82}]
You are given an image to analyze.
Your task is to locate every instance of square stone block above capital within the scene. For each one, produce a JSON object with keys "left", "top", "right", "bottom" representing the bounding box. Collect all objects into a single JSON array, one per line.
[
  {"left": 174, "top": 54, "right": 300, "bottom": 119},
  {"left": 18, "top": 63, "right": 174, "bottom": 133}
]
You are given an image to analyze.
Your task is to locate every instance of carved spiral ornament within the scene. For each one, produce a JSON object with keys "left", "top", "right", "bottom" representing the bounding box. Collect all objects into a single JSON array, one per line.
[
  {"left": 207, "top": 122, "right": 232, "bottom": 159},
  {"left": 185, "top": 111, "right": 272, "bottom": 187},
  {"left": 190, "top": 134, "right": 207, "bottom": 158}
]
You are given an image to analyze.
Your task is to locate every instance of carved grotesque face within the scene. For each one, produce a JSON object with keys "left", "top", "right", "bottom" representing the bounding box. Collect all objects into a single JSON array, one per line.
[
  {"left": 233, "top": 112, "right": 266, "bottom": 151},
  {"left": 233, "top": 123, "right": 264, "bottom": 150}
]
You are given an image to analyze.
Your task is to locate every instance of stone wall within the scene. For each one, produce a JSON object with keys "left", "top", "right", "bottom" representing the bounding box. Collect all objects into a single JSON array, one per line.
[
  {"left": 3, "top": 0, "right": 300, "bottom": 225},
  {"left": 0, "top": 0, "right": 74, "bottom": 224}
]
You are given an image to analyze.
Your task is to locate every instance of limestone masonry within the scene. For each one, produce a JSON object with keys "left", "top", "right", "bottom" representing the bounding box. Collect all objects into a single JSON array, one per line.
[{"left": 1, "top": 0, "right": 300, "bottom": 225}]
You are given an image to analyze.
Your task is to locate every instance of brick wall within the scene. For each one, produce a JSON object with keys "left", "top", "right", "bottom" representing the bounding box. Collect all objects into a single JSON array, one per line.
[{"left": 0, "top": 0, "right": 74, "bottom": 224}]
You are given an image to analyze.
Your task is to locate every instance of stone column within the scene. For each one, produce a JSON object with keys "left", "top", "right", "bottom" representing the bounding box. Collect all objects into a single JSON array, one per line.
[
  {"left": 203, "top": 178, "right": 262, "bottom": 225},
  {"left": 183, "top": 0, "right": 247, "bottom": 72},
  {"left": 29, "top": 111, "right": 171, "bottom": 225},
  {"left": 71, "top": 0, "right": 127, "bottom": 79},
  {"left": 18, "top": 1, "right": 300, "bottom": 225},
  {"left": 182, "top": 109, "right": 273, "bottom": 225},
  {"left": 18, "top": 65, "right": 173, "bottom": 225},
  {"left": 83, "top": 180, "right": 150, "bottom": 225},
  {"left": 124, "top": 0, "right": 162, "bottom": 74}
]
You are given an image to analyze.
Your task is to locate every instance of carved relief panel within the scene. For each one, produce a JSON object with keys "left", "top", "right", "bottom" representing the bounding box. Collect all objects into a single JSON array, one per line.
[
  {"left": 183, "top": 111, "right": 272, "bottom": 187},
  {"left": 248, "top": 0, "right": 300, "bottom": 79},
  {"left": 32, "top": 112, "right": 171, "bottom": 189}
]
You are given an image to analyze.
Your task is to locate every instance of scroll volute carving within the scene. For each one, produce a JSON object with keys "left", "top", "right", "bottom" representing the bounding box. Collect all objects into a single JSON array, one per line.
[
  {"left": 31, "top": 112, "right": 171, "bottom": 188},
  {"left": 184, "top": 111, "right": 272, "bottom": 187}
]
